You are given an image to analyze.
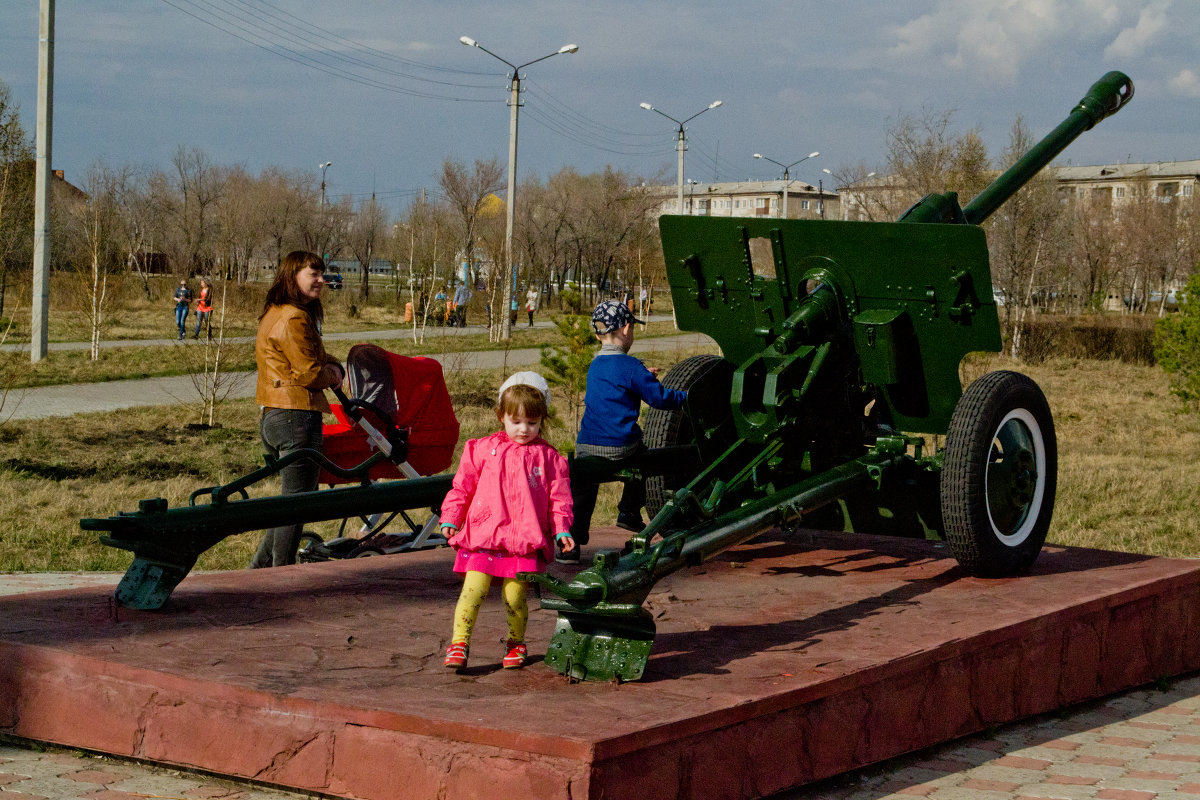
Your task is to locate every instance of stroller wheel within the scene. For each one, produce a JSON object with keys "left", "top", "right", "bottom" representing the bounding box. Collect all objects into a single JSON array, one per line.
[{"left": 349, "top": 545, "right": 386, "bottom": 558}]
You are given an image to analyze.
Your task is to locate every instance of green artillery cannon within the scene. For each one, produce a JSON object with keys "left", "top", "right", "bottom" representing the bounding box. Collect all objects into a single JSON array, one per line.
[
  {"left": 80, "top": 423, "right": 693, "bottom": 611},
  {"left": 82, "top": 72, "right": 1131, "bottom": 685},
  {"left": 520, "top": 71, "right": 1134, "bottom": 682}
]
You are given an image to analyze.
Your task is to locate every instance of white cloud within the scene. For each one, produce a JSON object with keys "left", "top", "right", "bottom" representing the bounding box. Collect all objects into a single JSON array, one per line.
[
  {"left": 1104, "top": 1, "right": 1171, "bottom": 59},
  {"left": 886, "top": 0, "right": 1137, "bottom": 84},
  {"left": 1168, "top": 68, "right": 1200, "bottom": 97}
]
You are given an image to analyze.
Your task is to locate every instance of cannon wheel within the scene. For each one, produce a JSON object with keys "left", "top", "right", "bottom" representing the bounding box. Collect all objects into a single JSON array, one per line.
[
  {"left": 941, "top": 370, "right": 1057, "bottom": 577},
  {"left": 644, "top": 354, "right": 727, "bottom": 517}
]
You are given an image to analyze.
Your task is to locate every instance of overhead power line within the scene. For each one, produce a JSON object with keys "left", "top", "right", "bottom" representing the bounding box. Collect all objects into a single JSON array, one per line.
[
  {"left": 159, "top": 0, "right": 501, "bottom": 101},
  {"left": 158, "top": 0, "right": 683, "bottom": 159}
]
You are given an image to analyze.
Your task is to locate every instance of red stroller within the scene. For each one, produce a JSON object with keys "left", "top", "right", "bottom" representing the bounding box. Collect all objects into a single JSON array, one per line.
[{"left": 298, "top": 343, "right": 460, "bottom": 561}]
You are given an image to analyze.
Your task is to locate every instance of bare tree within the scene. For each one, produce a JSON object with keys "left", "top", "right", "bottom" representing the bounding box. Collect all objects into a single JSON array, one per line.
[
  {"left": 885, "top": 107, "right": 990, "bottom": 215},
  {"left": 69, "top": 161, "right": 127, "bottom": 360},
  {"left": 0, "top": 80, "right": 34, "bottom": 321},
  {"left": 258, "top": 166, "right": 316, "bottom": 271},
  {"left": 116, "top": 168, "right": 166, "bottom": 297},
  {"left": 517, "top": 169, "right": 577, "bottom": 300},
  {"left": 160, "top": 147, "right": 227, "bottom": 276},
  {"left": 986, "top": 115, "right": 1063, "bottom": 356},
  {"left": 1061, "top": 197, "right": 1119, "bottom": 312},
  {"left": 186, "top": 277, "right": 248, "bottom": 427},
  {"left": 346, "top": 194, "right": 389, "bottom": 301},
  {"left": 823, "top": 164, "right": 890, "bottom": 221},
  {"left": 439, "top": 157, "right": 504, "bottom": 335},
  {"left": 1116, "top": 175, "right": 1177, "bottom": 314}
]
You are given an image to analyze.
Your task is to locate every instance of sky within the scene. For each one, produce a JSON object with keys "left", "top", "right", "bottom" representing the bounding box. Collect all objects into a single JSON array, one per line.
[{"left": 0, "top": 0, "right": 1196, "bottom": 216}]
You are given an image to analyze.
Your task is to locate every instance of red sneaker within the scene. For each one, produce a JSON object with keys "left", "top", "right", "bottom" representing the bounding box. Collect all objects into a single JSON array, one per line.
[
  {"left": 444, "top": 641, "right": 468, "bottom": 669},
  {"left": 502, "top": 639, "right": 527, "bottom": 669}
]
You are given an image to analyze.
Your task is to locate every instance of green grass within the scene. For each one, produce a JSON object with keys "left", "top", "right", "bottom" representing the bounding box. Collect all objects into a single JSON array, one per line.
[
  {"left": 0, "top": 353, "right": 1195, "bottom": 573},
  {"left": 2, "top": 320, "right": 685, "bottom": 390}
]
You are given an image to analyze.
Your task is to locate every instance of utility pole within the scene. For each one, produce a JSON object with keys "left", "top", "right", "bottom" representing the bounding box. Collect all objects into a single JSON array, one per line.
[
  {"left": 459, "top": 36, "right": 578, "bottom": 341},
  {"left": 640, "top": 100, "right": 723, "bottom": 216},
  {"left": 31, "top": 0, "right": 54, "bottom": 363}
]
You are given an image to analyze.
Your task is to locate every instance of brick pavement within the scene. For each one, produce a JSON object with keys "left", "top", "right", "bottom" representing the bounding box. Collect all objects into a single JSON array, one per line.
[
  {"left": 3, "top": 573, "right": 1199, "bottom": 799},
  {"left": 789, "top": 676, "right": 1200, "bottom": 799},
  {"left": 0, "top": 741, "right": 317, "bottom": 799}
]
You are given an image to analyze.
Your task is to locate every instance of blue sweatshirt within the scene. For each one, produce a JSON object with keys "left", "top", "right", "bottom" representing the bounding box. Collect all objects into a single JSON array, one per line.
[{"left": 577, "top": 352, "right": 687, "bottom": 447}]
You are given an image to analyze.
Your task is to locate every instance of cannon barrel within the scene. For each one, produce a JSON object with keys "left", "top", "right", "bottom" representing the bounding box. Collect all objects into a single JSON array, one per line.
[
  {"left": 901, "top": 71, "right": 1133, "bottom": 225},
  {"left": 81, "top": 474, "right": 455, "bottom": 542}
]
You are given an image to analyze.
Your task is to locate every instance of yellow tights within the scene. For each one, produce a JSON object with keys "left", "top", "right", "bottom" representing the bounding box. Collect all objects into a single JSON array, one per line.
[{"left": 450, "top": 570, "right": 528, "bottom": 646}]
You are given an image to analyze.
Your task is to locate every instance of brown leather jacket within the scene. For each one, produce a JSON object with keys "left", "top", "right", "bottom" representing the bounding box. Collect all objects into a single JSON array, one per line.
[{"left": 255, "top": 304, "right": 341, "bottom": 413}]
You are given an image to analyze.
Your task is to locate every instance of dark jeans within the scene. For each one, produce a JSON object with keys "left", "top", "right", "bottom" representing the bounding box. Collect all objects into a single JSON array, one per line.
[
  {"left": 568, "top": 446, "right": 646, "bottom": 546},
  {"left": 249, "top": 408, "right": 323, "bottom": 568},
  {"left": 174, "top": 304, "right": 188, "bottom": 337}
]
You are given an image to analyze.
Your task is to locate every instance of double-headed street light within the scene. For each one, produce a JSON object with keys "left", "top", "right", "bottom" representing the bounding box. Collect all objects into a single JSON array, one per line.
[
  {"left": 821, "top": 168, "right": 832, "bottom": 219},
  {"left": 460, "top": 36, "right": 578, "bottom": 341},
  {"left": 753, "top": 151, "right": 819, "bottom": 219},
  {"left": 640, "top": 100, "right": 722, "bottom": 215},
  {"left": 823, "top": 169, "right": 876, "bottom": 220}
]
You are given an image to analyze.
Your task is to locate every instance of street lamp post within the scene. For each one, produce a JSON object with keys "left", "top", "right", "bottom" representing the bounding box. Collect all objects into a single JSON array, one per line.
[
  {"left": 461, "top": 36, "right": 578, "bottom": 341},
  {"left": 753, "top": 151, "right": 819, "bottom": 219},
  {"left": 820, "top": 168, "right": 831, "bottom": 219},
  {"left": 639, "top": 100, "right": 722, "bottom": 215},
  {"left": 824, "top": 170, "right": 876, "bottom": 220},
  {"left": 319, "top": 161, "right": 331, "bottom": 206}
]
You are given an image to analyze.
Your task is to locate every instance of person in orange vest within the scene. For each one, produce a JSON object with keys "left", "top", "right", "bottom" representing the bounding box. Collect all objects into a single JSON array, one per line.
[{"left": 193, "top": 278, "right": 214, "bottom": 340}]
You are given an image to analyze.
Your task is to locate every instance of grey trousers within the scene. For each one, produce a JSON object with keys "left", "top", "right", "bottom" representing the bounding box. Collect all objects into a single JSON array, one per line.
[{"left": 249, "top": 407, "right": 323, "bottom": 568}]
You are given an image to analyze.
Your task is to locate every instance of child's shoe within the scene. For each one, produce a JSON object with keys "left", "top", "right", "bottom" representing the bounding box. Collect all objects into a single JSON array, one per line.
[
  {"left": 443, "top": 641, "right": 469, "bottom": 669},
  {"left": 502, "top": 639, "right": 527, "bottom": 669}
]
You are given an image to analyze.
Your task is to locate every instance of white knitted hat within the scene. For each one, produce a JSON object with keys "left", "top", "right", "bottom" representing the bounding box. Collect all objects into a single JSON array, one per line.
[{"left": 497, "top": 371, "right": 552, "bottom": 407}]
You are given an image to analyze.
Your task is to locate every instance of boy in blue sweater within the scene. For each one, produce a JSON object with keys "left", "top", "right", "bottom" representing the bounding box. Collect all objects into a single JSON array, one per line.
[{"left": 562, "top": 300, "right": 687, "bottom": 562}]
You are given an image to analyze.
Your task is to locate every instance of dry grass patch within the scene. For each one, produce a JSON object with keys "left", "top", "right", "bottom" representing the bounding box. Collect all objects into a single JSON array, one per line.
[{"left": 4, "top": 349, "right": 1185, "bottom": 574}]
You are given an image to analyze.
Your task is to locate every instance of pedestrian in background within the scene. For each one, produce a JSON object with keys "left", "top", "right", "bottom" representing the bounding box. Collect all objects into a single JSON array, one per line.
[
  {"left": 526, "top": 286, "right": 539, "bottom": 327},
  {"left": 172, "top": 279, "right": 192, "bottom": 340},
  {"left": 193, "top": 278, "right": 213, "bottom": 340},
  {"left": 453, "top": 282, "right": 472, "bottom": 328},
  {"left": 250, "top": 251, "right": 344, "bottom": 569}
]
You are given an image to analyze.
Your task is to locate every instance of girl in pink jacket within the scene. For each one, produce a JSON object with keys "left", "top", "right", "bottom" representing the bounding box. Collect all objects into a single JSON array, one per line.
[{"left": 440, "top": 372, "right": 574, "bottom": 671}]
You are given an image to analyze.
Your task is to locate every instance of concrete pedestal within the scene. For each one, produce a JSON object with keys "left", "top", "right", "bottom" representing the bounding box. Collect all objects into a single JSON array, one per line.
[{"left": 2, "top": 528, "right": 1198, "bottom": 799}]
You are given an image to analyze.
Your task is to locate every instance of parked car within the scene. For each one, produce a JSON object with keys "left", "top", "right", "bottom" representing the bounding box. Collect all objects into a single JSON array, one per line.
[
  {"left": 992, "top": 287, "right": 1006, "bottom": 306},
  {"left": 325, "top": 272, "right": 343, "bottom": 290}
]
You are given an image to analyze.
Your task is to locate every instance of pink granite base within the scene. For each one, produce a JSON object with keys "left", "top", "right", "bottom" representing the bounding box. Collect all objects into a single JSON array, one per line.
[{"left": 2, "top": 528, "right": 1199, "bottom": 799}]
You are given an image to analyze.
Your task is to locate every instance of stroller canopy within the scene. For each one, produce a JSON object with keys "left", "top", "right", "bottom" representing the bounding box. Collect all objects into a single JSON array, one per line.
[{"left": 322, "top": 344, "right": 459, "bottom": 482}]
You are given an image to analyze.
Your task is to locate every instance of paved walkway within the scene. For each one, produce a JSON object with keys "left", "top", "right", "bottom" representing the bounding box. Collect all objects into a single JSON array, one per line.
[
  {"left": 1, "top": 572, "right": 1198, "bottom": 799},
  {"left": 2, "top": 319, "right": 709, "bottom": 421}
]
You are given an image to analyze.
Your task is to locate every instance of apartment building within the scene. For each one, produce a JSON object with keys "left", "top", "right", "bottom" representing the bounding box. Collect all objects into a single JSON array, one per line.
[
  {"left": 1050, "top": 160, "right": 1200, "bottom": 209},
  {"left": 647, "top": 179, "right": 840, "bottom": 221}
]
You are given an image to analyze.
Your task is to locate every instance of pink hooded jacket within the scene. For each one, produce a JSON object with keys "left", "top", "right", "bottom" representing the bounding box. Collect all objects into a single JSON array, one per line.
[{"left": 440, "top": 430, "right": 573, "bottom": 562}]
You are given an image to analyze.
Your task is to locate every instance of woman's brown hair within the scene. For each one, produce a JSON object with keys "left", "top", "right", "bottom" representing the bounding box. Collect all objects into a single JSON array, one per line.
[{"left": 260, "top": 250, "right": 325, "bottom": 322}]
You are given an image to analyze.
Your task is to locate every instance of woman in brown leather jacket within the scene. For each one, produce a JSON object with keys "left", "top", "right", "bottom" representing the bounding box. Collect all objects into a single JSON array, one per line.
[{"left": 249, "top": 251, "right": 344, "bottom": 568}]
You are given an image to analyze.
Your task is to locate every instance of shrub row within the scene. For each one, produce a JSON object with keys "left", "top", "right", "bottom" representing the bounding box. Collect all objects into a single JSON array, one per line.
[{"left": 1012, "top": 314, "right": 1156, "bottom": 365}]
